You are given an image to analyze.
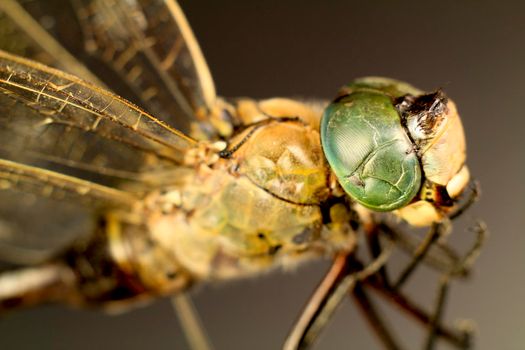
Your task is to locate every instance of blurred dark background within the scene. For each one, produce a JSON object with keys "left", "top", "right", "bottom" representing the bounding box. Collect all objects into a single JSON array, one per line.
[{"left": 1, "top": 0, "right": 524, "bottom": 349}]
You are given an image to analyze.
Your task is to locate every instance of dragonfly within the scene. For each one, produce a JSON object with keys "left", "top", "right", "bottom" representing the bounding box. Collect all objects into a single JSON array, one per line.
[{"left": 0, "top": 0, "right": 485, "bottom": 349}]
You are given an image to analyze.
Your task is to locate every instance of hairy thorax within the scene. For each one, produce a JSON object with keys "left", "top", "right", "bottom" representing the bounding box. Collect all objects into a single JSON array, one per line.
[{"left": 145, "top": 98, "right": 356, "bottom": 281}]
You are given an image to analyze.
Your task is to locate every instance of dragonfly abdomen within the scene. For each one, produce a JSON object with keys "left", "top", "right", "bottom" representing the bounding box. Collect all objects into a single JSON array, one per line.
[
  {"left": 0, "top": 215, "right": 193, "bottom": 311},
  {"left": 0, "top": 263, "right": 74, "bottom": 312}
]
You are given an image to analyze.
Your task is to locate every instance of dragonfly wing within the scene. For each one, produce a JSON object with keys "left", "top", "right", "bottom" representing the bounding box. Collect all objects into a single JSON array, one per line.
[
  {"left": 0, "top": 49, "right": 196, "bottom": 188},
  {"left": 0, "top": 159, "right": 139, "bottom": 265},
  {"left": 0, "top": 159, "right": 138, "bottom": 208},
  {"left": 14, "top": 0, "right": 216, "bottom": 134},
  {"left": 0, "top": 49, "right": 196, "bottom": 263},
  {"left": 0, "top": 3, "right": 205, "bottom": 264},
  {"left": 0, "top": 0, "right": 104, "bottom": 85}
]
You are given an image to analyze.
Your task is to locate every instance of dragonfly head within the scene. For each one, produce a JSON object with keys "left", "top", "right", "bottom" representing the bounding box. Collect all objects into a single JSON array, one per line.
[{"left": 320, "top": 77, "right": 469, "bottom": 225}]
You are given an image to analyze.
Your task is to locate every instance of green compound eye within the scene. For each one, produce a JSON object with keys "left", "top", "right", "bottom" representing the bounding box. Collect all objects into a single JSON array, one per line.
[{"left": 321, "top": 77, "right": 422, "bottom": 211}]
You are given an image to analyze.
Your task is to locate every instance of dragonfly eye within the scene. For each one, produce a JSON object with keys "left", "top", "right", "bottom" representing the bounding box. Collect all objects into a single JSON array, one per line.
[{"left": 321, "top": 77, "right": 423, "bottom": 211}]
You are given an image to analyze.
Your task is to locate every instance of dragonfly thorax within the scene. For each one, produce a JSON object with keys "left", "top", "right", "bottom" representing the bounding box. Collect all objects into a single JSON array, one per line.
[{"left": 145, "top": 98, "right": 356, "bottom": 281}]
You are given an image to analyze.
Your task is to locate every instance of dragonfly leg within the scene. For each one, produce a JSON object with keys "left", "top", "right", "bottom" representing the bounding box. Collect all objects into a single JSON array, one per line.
[
  {"left": 423, "top": 243, "right": 485, "bottom": 350},
  {"left": 283, "top": 253, "right": 357, "bottom": 350},
  {"left": 373, "top": 180, "right": 481, "bottom": 282},
  {"left": 367, "top": 276, "right": 472, "bottom": 349},
  {"left": 365, "top": 223, "right": 391, "bottom": 287},
  {"left": 378, "top": 219, "right": 487, "bottom": 279},
  {"left": 377, "top": 222, "right": 457, "bottom": 274},
  {"left": 449, "top": 180, "right": 480, "bottom": 221},
  {"left": 283, "top": 242, "right": 394, "bottom": 350},
  {"left": 448, "top": 221, "right": 487, "bottom": 277},
  {"left": 285, "top": 219, "right": 485, "bottom": 350},
  {"left": 352, "top": 281, "right": 403, "bottom": 350},
  {"left": 424, "top": 274, "right": 453, "bottom": 350},
  {"left": 363, "top": 221, "right": 486, "bottom": 349},
  {"left": 0, "top": 263, "right": 75, "bottom": 313},
  {"left": 171, "top": 292, "right": 214, "bottom": 350},
  {"left": 392, "top": 222, "right": 448, "bottom": 290}
]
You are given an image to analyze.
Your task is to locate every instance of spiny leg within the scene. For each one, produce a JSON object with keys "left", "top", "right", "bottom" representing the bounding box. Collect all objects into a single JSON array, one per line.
[
  {"left": 171, "top": 292, "right": 214, "bottom": 350},
  {"left": 378, "top": 220, "right": 487, "bottom": 279},
  {"left": 284, "top": 242, "right": 394, "bottom": 350},
  {"left": 364, "top": 226, "right": 467, "bottom": 348},
  {"left": 349, "top": 250, "right": 468, "bottom": 350},
  {"left": 377, "top": 180, "right": 480, "bottom": 286},
  {"left": 425, "top": 221, "right": 486, "bottom": 350},
  {"left": 378, "top": 222, "right": 460, "bottom": 274},
  {"left": 422, "top": 223, "right": 485, "bottom": 350},
  {"left": 352, "top": 281, "right": 402, "bottom": 350},
  {"left": 449, "top": 181, "right": 480, "bottom": 221},
  {"left": 283, "top": 253, "right": 357, "bottom": 350},
  {"left": 424, "top": 275, "right": 452, "bottom": 350},
  {"left": 361, "top": 226, "right": 456, "bottom": 350},
  {"left": 363, "top": 223, "right": 452, "bottom": 350},
  {"left": 366, "top": 223, "right": 392, "bottom": 287},
  {"left": 284, "top": 220, "right": 487, "bottom": 350},
  {"left": 365, "top": 220, "right": 462, "bottom": 287},
  {"left": 364, "top": 222, "right": 487, "bottom": 349},
  {"left": 449, "top": 221, "right": 487, "bottom": 277},
  {"left": 366, "top": 276, "right": 470, "bottom": 349},
  {"left": 360, "top": 189, "right": 486, "bottom": 349},
  {"left": 393, "top": 222, "right": 448, "bottom": 290}
]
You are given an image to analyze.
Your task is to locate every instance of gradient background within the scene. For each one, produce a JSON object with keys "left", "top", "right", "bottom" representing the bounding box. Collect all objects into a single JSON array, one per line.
[{"left": 1, "top": 0, "right": 524, "bottom": 349}]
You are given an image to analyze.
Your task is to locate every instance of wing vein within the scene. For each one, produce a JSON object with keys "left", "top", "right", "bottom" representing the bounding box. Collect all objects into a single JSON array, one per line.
[{"left": 0, "top": 158, "right": 139, "bottom": 208}]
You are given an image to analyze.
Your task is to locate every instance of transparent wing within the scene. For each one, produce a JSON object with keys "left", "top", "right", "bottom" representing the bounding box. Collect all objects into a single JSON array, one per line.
[
  {"left": 13, "top": 0, "right": 216, "bottom": 133},
  {"left": 0, "top": 49, "right": 196, "bottom": 263},
  {"left": 0, "top": 49, "right": 196, "bottom": 187},
  {"left": 0, "top": 0, "right": 104, "bottom": 85},
  {"left": 0, "top": 158, "right": 139, "bottom": 265},
  {"left": 0, "top": 159, "right": 138, "bottom": 208}
]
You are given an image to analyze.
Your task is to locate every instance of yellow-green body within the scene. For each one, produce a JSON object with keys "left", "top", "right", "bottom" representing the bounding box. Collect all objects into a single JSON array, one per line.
[
  {"left": 0, "top": 90, "right": 468, "bottom": 309},
  {"left": 142, "top": 98, "right": 355, "bottom": 284}
]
